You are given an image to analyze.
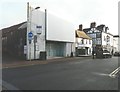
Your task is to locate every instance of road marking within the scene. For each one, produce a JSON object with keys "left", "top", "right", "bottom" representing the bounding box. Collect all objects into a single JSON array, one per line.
[
  {"left": 92, "top": 72, "right": 109, "bottom": 77},
  {"left": 109, "top": 67, "right": 120, "bottom": 78}
]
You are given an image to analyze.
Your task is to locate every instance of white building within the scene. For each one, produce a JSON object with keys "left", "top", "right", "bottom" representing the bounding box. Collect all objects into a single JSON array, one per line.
[
  {"left": 75, "top": 29, "right": 92, "bottom": 56},
  {"left": 83, "top": 23, "right": 116, "bottom": 54},
  {"left": 26, "top": 4, "right": 75, "bottom": 60}
]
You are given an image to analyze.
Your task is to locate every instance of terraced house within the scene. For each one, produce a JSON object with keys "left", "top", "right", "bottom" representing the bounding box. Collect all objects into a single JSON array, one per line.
[{"left": 75, "top": 25, "right": 92, "bottom": 56}]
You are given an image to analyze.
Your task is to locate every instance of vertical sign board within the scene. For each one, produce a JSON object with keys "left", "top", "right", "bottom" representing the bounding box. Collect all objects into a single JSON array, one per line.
[
  {"left": 36, "top": 25, "right": 42, "bottom": 34},
  {"left": 24, "top": 45, "right": 27, "bottom": 54},
  {"left": 28, "top": 32, "right": 33, "bottom": 44}
]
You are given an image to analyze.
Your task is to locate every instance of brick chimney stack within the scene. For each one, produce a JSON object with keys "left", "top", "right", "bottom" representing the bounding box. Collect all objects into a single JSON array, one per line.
[
  {"left": 79, "top": 24, "right": 83, "bottom": 31},
  {"left": 90, "top": 22, "right": 96, "bottom": 28}
]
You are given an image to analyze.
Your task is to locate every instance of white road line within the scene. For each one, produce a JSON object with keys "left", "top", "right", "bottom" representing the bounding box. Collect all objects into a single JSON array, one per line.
[{"left": 109, "top": 67, "right": 120, "bottom": 78}]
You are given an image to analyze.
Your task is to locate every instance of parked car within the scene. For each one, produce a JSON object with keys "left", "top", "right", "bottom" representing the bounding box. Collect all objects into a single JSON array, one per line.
[
  {"left": 103, "top": 50, "right": 112, "bottom": 58},
  {"left": 114, "top": 52, "right": 120, "bottom": 56}
]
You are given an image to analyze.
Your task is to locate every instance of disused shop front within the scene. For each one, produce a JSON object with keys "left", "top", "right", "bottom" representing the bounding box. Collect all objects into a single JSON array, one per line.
[{"left": 46, "top": 41, "right": 66, "bottom": 58}]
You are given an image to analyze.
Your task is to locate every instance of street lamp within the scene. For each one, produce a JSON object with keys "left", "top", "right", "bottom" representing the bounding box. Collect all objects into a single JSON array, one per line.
[{"left": 35, "top": 7, "right": 40, "bottom": 10}]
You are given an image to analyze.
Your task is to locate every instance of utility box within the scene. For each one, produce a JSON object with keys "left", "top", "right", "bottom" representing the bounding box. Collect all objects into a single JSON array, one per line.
[{"left": 40, "top": 51, "right": 46, "bottom": 60}]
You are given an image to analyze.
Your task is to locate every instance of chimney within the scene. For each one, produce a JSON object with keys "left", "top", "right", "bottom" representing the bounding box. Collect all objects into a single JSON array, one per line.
[
  {"left": 79, "top": 24, "right": 83, "bottom": 31},
  {"left": 90, "top": 22, "right": 96, "bottom": 28}
]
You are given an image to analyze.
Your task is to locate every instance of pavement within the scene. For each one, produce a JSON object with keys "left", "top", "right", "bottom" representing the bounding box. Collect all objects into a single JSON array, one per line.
[{"left": 2, "top": 56, "right": 92, "bottom": 69}]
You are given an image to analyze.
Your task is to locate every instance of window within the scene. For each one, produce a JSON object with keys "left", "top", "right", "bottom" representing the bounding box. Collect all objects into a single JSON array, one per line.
[
  {"left": 86, "top": 40, "right": 87, "bottom": 44},
  {"left": 89, "top": 48, "right": 91, "bottom": 53},
  {"left": 81, "top": 39, "right": 84, "bottom": 44},
  {"left": 96, "top": 32, "right": 101, "bottom": 38},
  {"left": 96, "top": 38, "right": 101, "bottom": 44},
  {"left": 106, "top": 35, "right": 110, "bottom": 42},
  {"left": 89, "top": 40, "right": 91, "bottom": 44},
  {"left": 92, "top": 39, "right": 96, "bottom": 44},
  {"left": 104, "top": 36, "right": 106, "bottom": 41}
]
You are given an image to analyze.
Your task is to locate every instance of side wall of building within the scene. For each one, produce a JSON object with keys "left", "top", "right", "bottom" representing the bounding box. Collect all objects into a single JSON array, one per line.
[{"left": 27, "top": 9, "right": 46, "bottom": 60}]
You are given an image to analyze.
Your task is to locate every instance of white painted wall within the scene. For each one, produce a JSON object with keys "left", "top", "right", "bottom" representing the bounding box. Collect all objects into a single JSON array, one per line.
[
  {"left": 76, "top": 38, "right": 92, "bottom": 55},
  {"left": 101, "top": 32, "right": 114, "bottom": 53},
  {"left": 118, "top": 37, "right": 120, "bottom": 51},
  {"left": 113, "top": 37, "right": 120, "bottom": 52},
  {"left": 102, "top": 32, "right": 113, "bottom": 46},
  {"left": 27, "top": 8, "right": 45, "bottom": 60},
  {"left": 102, "top": 32, "right": 107, "bottom": 46},
  {"left": 76, "top": 38, "right": 92, "bottom": 48},
  {"left": 47, "top": 12, "right": 75, "bottom": 42}
]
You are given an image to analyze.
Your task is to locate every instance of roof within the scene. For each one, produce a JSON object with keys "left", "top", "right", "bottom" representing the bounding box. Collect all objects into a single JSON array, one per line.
[
  {"left": 113, "top": 35, "right": 119, "bottom": 38},
  {"left": 2, "top": 22, "right": 26, "bottom": 37},
  {"left": 96, "top": 24, "right": 105, "bottom": 31},
  {"left": 83, "top": 28, "right": 91, "bottom": 33},
  {"left": 106, "top": 32, "right": 114, "bottom": 36},
  {"left": 76, "top": 30, "right": 92, "bottom": 39}
]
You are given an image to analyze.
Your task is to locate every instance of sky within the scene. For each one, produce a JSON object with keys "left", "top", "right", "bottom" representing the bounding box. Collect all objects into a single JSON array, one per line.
[{"left": 0, "top": 0, "right": 119, "bottom": 35}]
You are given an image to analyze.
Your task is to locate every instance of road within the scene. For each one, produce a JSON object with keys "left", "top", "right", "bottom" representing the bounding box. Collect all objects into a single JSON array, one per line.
[{"left": 2, "top": 56, "right": 119, "bottom": 90}]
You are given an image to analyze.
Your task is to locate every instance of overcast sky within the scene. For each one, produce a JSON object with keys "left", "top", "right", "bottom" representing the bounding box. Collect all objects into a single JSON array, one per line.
[{"left": 0, "top": 0, "right": 119, "bottom": 35}]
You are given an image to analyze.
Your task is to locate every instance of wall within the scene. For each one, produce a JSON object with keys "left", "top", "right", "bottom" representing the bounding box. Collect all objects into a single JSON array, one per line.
[
  {"left": 76, "top": 38, "right": 92, "bottom": 48},
  {"left": 102, "top": 32, "right": 114, "bottom": 52},
  {"left": 113, "top": 38, "right": 119, "bottom": 52},
  {"left": 27, "top": 9, "right": 45, "bottom": 60},
  {"left": 47, "top": 12, "right": 75, "bottom": 42},
  {"left": 102, "top": 32, "right": 113, "bottom": 46},
  {"left": 113, "top": 37, "right": 120, "bottom": 52},
  {"left": 76, "top": 38, "right": 92, "bottom": 55}
]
